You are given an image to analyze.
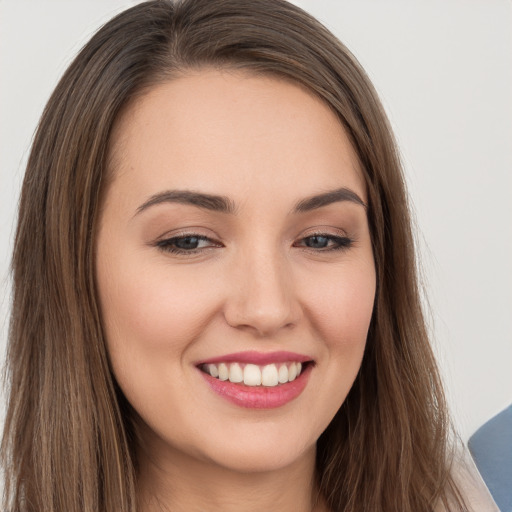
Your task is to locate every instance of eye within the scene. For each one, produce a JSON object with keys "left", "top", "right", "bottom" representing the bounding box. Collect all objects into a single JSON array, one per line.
[
  {"left": 295, "top": 233, "right": 352, "bottom": 252},
  {"left": 155, "top": 234, "right": 221, "bottom": 255}
]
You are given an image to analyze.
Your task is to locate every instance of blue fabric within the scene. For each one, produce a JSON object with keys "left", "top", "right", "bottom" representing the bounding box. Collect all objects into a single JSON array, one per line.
[{"left": 469, "top": 404, "right": 512, "bottom": 512}]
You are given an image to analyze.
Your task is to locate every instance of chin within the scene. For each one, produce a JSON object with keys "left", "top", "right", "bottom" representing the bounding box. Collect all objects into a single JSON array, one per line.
[
  {"left": 188, "top": 418, "right": 320, "bottom": 475},
  {"left": 206, "top": 439, "right": 316, "bottom": 475}
]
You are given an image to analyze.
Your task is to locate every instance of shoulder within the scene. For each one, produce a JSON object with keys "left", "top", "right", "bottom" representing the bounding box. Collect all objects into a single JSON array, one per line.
[{"left": 435, "top": 450, "right": 499, "bottom": 512}]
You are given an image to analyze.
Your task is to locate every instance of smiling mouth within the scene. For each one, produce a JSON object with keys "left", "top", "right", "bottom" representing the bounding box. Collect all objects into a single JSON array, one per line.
[{"left": 199, "top": 361, "right": 313, "bottom": 387}]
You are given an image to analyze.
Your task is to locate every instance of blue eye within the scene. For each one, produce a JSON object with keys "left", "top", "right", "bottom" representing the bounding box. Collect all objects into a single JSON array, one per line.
[
  {"left": 298, "top": 234, "right": 352, "bottom": 251},
  {"left": 304, "top": 235, "right": 329, "bottom": 249},
  {"left": 156, "top": 234, "right": 218, "bottom": 254},
  {"left": 155, "top": 232, "right": 352, "bottom": 256},
  {"left": 172, "top": 236, "right": 202, "bottom": 250}
]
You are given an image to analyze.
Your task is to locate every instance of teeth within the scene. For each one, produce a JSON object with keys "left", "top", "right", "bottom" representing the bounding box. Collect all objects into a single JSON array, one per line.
[
  {"left": 288, "top": 362, "right": 297, "bottom": 381},
  {"left": 218, "top": 363, "right": 229, "bottom": 381},
  {"left": 229, "top": 363, "right": 243, "bottom": 383},
  {"left": 207, "top": 364, "right": 219, "bottom": 378},
  {"left": 261, "top": 364, "right": 278, "bottom": 387},
  {"left": 203, "top": 361, "right": 305, "bottom": 386},
  {"left": 278, "top": 364, "right": 289, "bottom": 383},
  {"left": 243, "top": 364, "right": 261, "bottom": 386}
]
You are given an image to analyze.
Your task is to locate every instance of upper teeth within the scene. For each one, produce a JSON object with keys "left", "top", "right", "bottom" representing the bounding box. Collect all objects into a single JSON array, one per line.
[{"left": 203, "top": 362, "right": 303, "bottom": 387}]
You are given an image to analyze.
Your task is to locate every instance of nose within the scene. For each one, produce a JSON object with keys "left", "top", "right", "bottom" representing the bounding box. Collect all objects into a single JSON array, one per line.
[{"left": 223, "top": 247, "right": 302, "bottom": 337}]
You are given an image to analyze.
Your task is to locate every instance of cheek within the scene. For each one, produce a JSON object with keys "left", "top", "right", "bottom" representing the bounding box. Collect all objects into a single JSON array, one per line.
[
  {"left": 96, "top": 247, "right": 221, "bottom": 378},
  {"left": 95, "top": 249, "right": 228, "bottom": 438},
  {"left": 299, "top": 258, "right": 375, "bottom": 425},
  {"left": 303, "top": 259, "right": 376, "bottom": 350}
]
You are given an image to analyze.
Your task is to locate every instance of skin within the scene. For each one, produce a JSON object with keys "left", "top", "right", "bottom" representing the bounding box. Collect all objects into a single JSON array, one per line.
[{"left": 96, "top": 69, "right": 376, "bottom": 512}]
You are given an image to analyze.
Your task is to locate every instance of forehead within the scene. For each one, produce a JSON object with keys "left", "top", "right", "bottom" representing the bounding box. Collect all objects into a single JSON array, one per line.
[{"left": 107, "top": 68, "right": 366, "bottom": 207}]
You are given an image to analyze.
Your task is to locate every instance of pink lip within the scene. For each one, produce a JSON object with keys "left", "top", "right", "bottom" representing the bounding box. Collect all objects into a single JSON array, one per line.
[
  {"left": 198, "top": 363, "right": 313, "bottom": 409},
  {"left": 197, "top": 350, "right": 312, "bottom": 366}
]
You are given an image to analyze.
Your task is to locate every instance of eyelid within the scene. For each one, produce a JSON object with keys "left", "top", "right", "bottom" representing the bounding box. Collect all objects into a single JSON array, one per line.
[
  {"left": 152, "top": 226, "right": 354, "bottom": 256},
  {"left": 299, "top": 226, "right": 348, "bottom": 237},
  {"left": 292, "top": 226, "right": 354, "bottom": 252},
  {"left": 153, "top": 226, "right": 220, "bottom": 244},
  {"left": 153, "top": 229, "right": 223, "bottom": 256},
  {"left": 294, "top": 233, "right": 352, "bottom": 248}
]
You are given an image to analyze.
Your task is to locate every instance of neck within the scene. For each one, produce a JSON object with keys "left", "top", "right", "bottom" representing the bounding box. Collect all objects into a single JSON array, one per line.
[{"left": 136, "top": 433, "right": 327, "bottom": 512}]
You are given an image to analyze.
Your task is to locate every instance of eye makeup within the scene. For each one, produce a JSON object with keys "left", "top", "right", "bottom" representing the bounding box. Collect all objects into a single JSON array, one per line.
[
  {"left": 294, "top": 233, "right": 353, "bottom": 252},
  {"left": 154, "top": 230, "right": 354, "bottom": 257},
  {"left": 155, "top": 233, "right": 222, "bottom": 255}
]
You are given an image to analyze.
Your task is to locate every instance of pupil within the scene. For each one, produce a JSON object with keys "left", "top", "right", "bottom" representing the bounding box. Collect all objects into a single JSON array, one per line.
[
  {"left": 176, "top": 237, "right": 199, "bottom": 249},
  {"left": 307, "top": 235, "right": 328, "bottom": 248}
]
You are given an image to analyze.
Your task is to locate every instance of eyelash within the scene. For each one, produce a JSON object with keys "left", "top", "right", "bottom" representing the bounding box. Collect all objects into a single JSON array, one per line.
[
  {"left": 294, "top": 233, "right": 353, "bottom": 252},
  {"left": 155, "top": 234, "right": 219, "bottom": 255},
  {"left": 155, "top": 232, "right": 353, "bottom": 256}
]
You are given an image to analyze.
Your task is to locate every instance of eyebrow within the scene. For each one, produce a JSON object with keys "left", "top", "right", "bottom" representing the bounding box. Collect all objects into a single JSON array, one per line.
[
  {"left": 135, "top": 187, "right": 366, "bottom": 216},
  {"left": 136, "top": 190, "right": 237, "bottom": 215},
  {"left": 292, "top": 187, "right": 367, "bottom": 212}
]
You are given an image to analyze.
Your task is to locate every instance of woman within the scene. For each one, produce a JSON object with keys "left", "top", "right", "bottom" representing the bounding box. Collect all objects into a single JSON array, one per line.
[{"left": 0, "top": 1, "right": 497, "bottom": 511}]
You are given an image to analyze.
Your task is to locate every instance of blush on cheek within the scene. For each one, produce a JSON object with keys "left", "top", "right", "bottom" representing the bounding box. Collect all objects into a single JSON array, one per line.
[
  {"left": 102, "top": 267, "right": 222, "bottom": 359},
  {"left": 311, "top": 273, "right": 375, "bottom": 339}
]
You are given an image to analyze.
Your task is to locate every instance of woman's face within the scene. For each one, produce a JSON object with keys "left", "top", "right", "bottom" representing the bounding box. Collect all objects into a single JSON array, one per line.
[{"left": 96, "top": 69, "right": 376, "bottom": 474}]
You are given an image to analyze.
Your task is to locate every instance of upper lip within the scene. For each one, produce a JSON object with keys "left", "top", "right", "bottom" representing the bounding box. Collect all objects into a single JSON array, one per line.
[{"left": 196, "top": 350, "right": 313, "bottom": 366}]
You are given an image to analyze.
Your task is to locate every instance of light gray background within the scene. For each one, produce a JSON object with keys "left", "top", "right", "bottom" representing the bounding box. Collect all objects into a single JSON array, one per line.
[{"left": 1, "top": 0, "right": 511, "bottom": 444}]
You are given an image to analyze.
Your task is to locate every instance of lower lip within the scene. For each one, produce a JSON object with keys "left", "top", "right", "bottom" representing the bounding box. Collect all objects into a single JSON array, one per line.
[{"left": 199, "top": 364, "right": 312, "bottom": 409}]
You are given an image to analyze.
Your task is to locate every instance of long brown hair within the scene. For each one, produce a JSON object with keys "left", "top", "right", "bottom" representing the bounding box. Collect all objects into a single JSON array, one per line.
[{"left": 2, "top": 1, "right": 465, "bottom": 510}]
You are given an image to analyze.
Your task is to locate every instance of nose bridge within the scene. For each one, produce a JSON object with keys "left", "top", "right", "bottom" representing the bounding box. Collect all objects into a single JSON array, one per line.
[{"left": 224, "top": 243, "right": 300, "bottom": 335}]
